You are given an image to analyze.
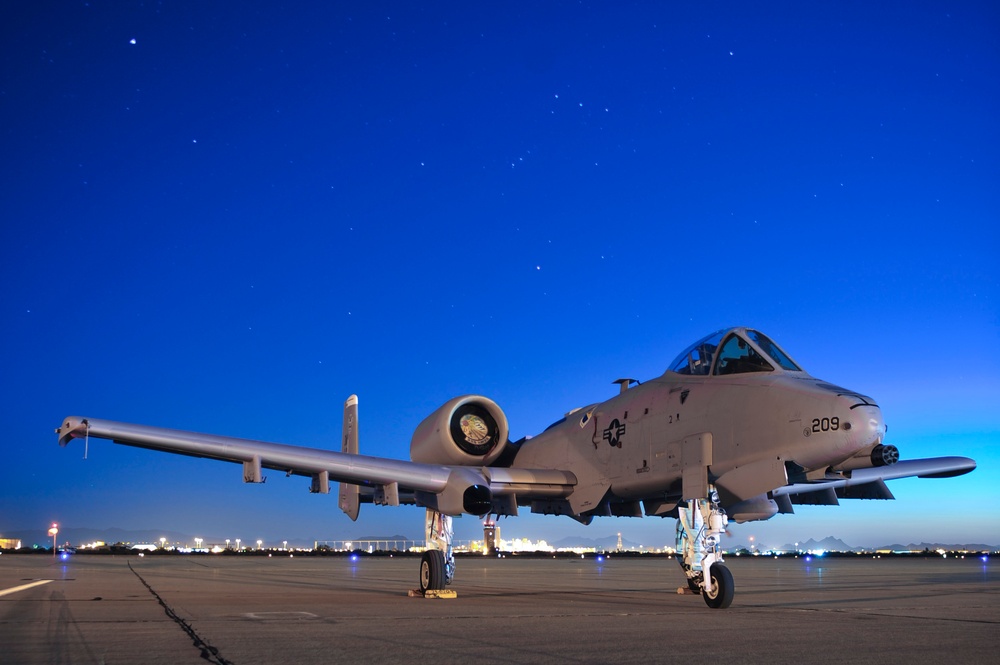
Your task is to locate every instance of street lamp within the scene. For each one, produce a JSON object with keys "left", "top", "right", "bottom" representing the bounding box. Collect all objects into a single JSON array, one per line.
[
  {"left": 283, "top": 540, "right": 288, "bottom": 551},
  {"left": 160, "top": 537, "right": 166, "bottom": 550},
  {"left": 235, "top": 538, "right": 241, "bottom": 551},
  {"left": 195, "top": 537, "right": 203, "bottom": 550},
  {"left": 256, "top": 539, "right": 263, "bottom": 551},
  {"left": 48, "top": 523, "right": 58, "bottom": 557},
  {"left": 226, "top": 539, "right": 230, "bottom": 550}
]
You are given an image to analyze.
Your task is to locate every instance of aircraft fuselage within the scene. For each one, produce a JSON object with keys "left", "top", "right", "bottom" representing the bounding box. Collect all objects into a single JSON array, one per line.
[{"left": 513, "top": 360, "right": 885, "bottom": 517}]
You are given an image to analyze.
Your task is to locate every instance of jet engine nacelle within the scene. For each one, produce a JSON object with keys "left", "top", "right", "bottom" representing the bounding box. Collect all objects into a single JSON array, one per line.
[{"left": 410, "top": 395, "right": 509, "bottom": 466}]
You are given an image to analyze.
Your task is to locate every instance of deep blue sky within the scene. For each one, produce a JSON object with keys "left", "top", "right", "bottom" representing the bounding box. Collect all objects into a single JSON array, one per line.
[{"left": 2, "top": 2, "right": 997, "bottom": 550}]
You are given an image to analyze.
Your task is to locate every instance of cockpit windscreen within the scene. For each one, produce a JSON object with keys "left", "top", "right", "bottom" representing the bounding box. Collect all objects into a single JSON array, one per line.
[
  {"left": 668, "top": 330, "right": 725, "bottom": 375},
  {"left": 669, "top": 328, "right": 804, "bottom": 376},
  {"left": 745, "top": 329, "right": 802, "bottom": 371},
  {"left": 714, "top": 334, "right": 773, "bottom": 375}
]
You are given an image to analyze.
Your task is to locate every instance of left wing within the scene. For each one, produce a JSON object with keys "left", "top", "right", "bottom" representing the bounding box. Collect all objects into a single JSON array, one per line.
[
  {"left": 55, "top": 410, "right": 576, "bottom": 518},
  {"left": 771, "top": 456, "right": 976, "bottom": 507},
  {"left": 56, "top": 415, "right": 453, "bottom": 491}
]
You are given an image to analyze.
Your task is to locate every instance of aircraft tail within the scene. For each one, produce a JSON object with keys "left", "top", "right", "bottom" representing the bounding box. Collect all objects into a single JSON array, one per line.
[{"left": 338, "top": 395, "right": 360, "bottom": 521}]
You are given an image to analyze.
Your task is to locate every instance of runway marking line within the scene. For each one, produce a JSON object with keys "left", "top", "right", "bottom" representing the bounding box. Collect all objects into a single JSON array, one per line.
[
  {"left": 0, "top": 579, "right": 53, "bottom": 598},
  {"left": 244, "top": 611, "right": 319, "bottom": 620}
]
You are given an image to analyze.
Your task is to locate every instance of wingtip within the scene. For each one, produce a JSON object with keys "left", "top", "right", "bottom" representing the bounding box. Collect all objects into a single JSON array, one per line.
[
  {"left": 915, "top": 456, "right": 977, "bottom": 479},
  {"left": 56, "top": 416, "right": 88, "bottom": 447}
]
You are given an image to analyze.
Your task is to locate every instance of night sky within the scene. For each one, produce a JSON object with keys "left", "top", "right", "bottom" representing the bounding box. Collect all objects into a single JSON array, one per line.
[{"left": 2, "top": 2, "right": 997, "bottom": 550}]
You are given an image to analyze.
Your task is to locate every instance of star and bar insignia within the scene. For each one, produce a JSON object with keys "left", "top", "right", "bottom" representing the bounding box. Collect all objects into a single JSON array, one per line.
[{"left": 603, "top": 418, "right": 626, "bottom": 448}]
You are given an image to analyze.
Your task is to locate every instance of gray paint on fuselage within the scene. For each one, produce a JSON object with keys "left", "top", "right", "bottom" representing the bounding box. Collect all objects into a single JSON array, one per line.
[{"left": 512, "top": 347, "right": 886, "bottom": 512}]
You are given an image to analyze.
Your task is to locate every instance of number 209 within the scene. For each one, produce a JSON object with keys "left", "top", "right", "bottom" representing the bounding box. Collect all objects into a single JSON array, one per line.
[{"left": 812, "top": 417, "right": 839, "bottom": 432}]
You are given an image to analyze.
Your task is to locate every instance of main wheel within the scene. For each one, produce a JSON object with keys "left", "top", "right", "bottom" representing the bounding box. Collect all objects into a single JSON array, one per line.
[
  {"left": 702, "top": 563, "right": 734, "bottom": 609},
  {"left": 419, "top": 550, "right": 446, "bottom": 592}
]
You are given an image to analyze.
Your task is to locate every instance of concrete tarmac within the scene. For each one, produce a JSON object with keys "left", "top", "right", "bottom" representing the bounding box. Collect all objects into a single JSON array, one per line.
[{"left": 1, "top": 552, "right": 996, "bottom": 664}]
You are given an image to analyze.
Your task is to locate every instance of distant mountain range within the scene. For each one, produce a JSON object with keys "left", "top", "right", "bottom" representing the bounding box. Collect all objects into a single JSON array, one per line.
[
  {"left": 776, "top": 536, "right": 996, "bottom": 553},
  {"left": 871, "top": 541, "right": 996, "bottom": 552},
  {"left": 778, "top": 536, "right": 855, "bottom": 552}
]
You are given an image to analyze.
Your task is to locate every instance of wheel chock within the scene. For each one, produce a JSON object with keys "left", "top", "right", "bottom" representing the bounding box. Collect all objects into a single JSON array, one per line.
[
  {"left": 676, "top": 587, "right": 698, "bottom": 595},
  {"left": 408, "top": 589, "right": 458, "bottom": 599}
]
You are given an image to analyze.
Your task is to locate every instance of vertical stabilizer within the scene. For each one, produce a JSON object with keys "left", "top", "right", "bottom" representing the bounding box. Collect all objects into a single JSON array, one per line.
[{"left": 338, "top": 395, "right": 360, "bottom": 520}]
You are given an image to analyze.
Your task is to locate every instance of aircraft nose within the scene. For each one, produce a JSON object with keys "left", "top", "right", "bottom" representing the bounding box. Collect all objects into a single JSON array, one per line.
[{"left": 854, "top": 403, "right": 886, "bottom": 447}]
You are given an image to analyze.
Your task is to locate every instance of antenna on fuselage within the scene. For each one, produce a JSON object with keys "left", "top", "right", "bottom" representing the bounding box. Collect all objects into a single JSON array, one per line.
[{"left": 613, "top": 378, "right": 639, "bottom": 395}]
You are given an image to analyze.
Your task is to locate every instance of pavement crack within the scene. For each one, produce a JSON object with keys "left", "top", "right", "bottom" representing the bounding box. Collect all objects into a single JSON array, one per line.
[{"left": 127, "top": 561, "right": 234, "bottom": 665}]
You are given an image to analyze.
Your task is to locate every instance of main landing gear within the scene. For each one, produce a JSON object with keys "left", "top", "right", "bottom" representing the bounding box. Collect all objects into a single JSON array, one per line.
[
  {"left": 418, "top": 508, "right": 455, "bottom": 593},
  {"left": 676, "top": 488, "right": 734, "bottom": 609}
]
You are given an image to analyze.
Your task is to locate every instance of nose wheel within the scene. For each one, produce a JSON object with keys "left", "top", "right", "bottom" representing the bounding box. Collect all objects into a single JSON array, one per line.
[
  {"left": 676, "top": 488, "right": 734, "bottom": 609},
  {"left": 702, "top": 562, "right": 734, "bottom": 609}
]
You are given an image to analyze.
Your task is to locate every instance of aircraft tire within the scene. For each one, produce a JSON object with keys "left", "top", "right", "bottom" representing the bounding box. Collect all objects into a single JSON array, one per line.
[
  {"left": 419, "top": 550, "right": 446, "bottom": 592},
  {"left": 702, "top": 563, "right": 734, "bottom": 609}
]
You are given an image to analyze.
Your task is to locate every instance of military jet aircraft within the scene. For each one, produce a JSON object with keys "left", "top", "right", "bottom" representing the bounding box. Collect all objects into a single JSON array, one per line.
[{"left": 56, "top": 327, "right": 976, "bottom": 608}]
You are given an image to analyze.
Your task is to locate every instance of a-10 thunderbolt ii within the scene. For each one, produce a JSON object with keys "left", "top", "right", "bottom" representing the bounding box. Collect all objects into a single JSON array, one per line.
[{"left": 56, "top": 327, "right": 976, "bottom": 608}]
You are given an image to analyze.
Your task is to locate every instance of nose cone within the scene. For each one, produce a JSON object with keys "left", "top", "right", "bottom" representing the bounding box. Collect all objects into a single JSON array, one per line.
[
  {"left": 845, "top": 400, "right": 886, "bottom": 456},
  {"left": 805, "top": 379, "right": 885, "bottom": 453},
  {"left": 858, "top": 404, "right": 885, "bottom": 447}
]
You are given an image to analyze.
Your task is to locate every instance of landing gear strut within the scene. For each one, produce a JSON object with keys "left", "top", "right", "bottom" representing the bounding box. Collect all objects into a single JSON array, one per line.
[
  {"left": 676, "top": 488, "right": 734, "bottom": 609},
  {"left": 419, "top": 508, "right": 455, "bottom": 593}
]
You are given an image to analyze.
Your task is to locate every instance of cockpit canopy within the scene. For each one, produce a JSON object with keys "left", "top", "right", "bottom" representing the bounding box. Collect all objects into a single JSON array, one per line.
[{"left": 668, "top": 328, "right": 803, "bottom": 376}]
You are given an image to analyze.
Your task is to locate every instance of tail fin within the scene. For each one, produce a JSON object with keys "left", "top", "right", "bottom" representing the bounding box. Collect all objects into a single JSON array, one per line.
[{"left": 338, "top": 395, "right": 360, "bottom": 521}]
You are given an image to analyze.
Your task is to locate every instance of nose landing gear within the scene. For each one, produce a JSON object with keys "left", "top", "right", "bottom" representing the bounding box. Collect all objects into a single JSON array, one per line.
[{"left": 676, "top": 488, "right": 734, "bottom": 609}]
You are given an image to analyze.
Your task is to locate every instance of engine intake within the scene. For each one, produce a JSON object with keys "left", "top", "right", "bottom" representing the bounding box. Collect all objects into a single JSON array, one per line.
[{"left": 410, "top": 395, "right": 509, "bottom": 466}]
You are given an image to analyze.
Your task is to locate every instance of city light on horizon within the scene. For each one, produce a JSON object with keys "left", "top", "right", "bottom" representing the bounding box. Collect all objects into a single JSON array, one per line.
[{"left": 4, "top": 518, "right": 995, "bottom": 556}]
